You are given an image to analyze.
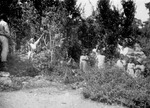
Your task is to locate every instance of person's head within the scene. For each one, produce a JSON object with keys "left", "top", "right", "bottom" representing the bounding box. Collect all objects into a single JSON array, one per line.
[
  {"left": 29, "top": 38, "right": 34, "bottom": 43},
  {"left": 120, "top": 54, "right": 124, "bottom": 60},
  {"left": 128, "top": 58, "right": 134, "bottom": 63},
  {"left": 82, "top": 50, "right": 87, "bottom": 56},
  {"left": 134, "top": 43, "right": 142, "bottom": 51},
  {"left": 122, "top": 41, "right": 126, "bottom": 47},
  {"left": 0, "top": 14, "right": 7, "bottom": 21},
  {"left": 100, "top": 48, "right": 105, "bottom": 55}
]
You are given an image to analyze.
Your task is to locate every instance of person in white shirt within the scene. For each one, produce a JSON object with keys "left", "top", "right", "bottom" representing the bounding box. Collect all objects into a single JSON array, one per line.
[
  {"left": 27, "top": 34, "right": 43, "bottom": 60},
  {"left": 28, "top": 33, "right": 44, "bottom": 60},
  {"left": 79, "top": 51, "right": 89, "bottom": 73},
  {"left": 116, "top": 54, "right": 127, "bottom": 70},
  {"left": 96, "top": 50, "right": 105, "bottom": 69},
  {"left": 117, "top": 43, "right": 134, "bottom": 58},
  {"left": 0, "top": 15, "right": 10, "bottom": 71}
]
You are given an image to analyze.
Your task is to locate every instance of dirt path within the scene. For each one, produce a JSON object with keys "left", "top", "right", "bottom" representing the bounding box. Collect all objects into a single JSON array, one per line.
[{"left": 0, "top": 86, "right": 125, "bottom": 108}]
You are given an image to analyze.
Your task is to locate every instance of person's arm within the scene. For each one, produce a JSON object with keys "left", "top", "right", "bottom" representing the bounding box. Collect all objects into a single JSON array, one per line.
[
  {"left": 3, "top": 22, "right": 10, "bottom": 36},
  {"left": 34, "top": 33, "right": 44, "bottom": 46}
]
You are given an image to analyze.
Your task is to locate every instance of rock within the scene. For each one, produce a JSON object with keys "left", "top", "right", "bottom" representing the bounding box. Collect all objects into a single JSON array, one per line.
[
  {"left": 0, "top": 72, "right": 10, "bottom": 77},
  {"left": 22, "top": 78, "right": 52, "bottom": 89},
  {"left": 0, "top": 77, "right": 12, "bottom": 86},
  {"left": 34, "top": 75, "right": 43, "bottom": 80}
]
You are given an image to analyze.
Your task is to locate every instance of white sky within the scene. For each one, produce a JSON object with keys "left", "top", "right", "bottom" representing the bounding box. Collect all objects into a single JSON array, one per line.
[{"left": 77, "top": 0, "right": 150, "bottom": 22}]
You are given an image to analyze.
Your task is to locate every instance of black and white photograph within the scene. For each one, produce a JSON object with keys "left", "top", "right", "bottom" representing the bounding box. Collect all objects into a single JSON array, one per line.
[{"left": 0, "top": 0, "right": 150, "bottom": 108}]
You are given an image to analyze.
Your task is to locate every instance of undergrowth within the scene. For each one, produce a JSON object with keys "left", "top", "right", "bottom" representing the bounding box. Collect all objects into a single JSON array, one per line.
[
  {"left": 7, "top": 53, "right": 39, "bottom": 77},
  {"left": 7, "top": 51, "right": 150, "bottom": 108},
  {"left": 7, "top": 51, "right": 83, "bottom": 84},
  {"left": 82, "top": 66, "right": 150, "bottom": 108}
]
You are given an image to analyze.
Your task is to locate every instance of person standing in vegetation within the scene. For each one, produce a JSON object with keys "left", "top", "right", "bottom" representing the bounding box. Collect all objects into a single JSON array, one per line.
[
  {"left": 27, "top": 34, "right": 43, "bottom": 60},
  {"left": 79, "top": 50, "right": 89, "bottom": 73},
  {"left": 134, "top": 43, "right": 147, "bottom": 63},
  {"left": 0, "top": 14, "right": 10, "bottom": 71}
]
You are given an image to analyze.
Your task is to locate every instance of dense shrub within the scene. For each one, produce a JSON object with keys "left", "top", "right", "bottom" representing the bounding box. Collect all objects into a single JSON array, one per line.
[
  {"left": 6, "top": 50, "right": 84, "bottom": 85},
  {"left": 30, "top": 50, "right": 83, "bottom": 84},
  {"left": 82, "top": 66, "right": 150, "bottom": 108},
  {"left": 7, "top": 53, "right": 39, "bottom": 77}
]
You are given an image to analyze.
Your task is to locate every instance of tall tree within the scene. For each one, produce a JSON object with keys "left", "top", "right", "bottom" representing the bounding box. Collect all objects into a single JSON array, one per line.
[
  {"left": 96, "top": 0, "right": 121, "bottom": 58},
  {"left": 121, "top": 0, "right": 136, "bottom": 43},
  {"left": 96, "top": 0, "right": 136, "bottom": 59}
]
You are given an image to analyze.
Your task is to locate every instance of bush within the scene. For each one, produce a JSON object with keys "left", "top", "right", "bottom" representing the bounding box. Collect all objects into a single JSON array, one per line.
[
  {"left": 82, "top": 66, "right": 150, "bottom": 108},
  {"left": 29, "top": 50, "right": 83, "bottom": 84},
  {"left": 7, "top": 53, "right": 39, "bottom": 77},
  {"left": 45, "top": 63, "right": 84, "bottom": 84}
]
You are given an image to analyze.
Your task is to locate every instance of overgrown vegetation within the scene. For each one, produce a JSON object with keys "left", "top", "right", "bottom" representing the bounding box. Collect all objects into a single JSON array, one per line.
[
  {"left": 82, "top": 66, "right": 150, "bottom": 108},
  {"left": 1, "top": 0, "right": 150, "bottom": 108}
]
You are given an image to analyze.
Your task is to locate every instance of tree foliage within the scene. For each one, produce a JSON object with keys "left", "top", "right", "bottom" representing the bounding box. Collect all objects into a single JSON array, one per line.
[
  {"left": 121, "top": 0, "right": 136, "bottom": 41},
  {"left": 0, "top": 0, "right": 22, "bottom": 20},
  {"left": 96, "top": 0, "right": 136, "bottom": 59},
  {"left": 0, "top": 0, "right": 144, "bottom": 61}
]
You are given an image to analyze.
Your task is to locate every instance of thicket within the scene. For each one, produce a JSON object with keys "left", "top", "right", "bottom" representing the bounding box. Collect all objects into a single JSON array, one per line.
[
  {"left": 80, "top": 1, "right": 150, "bottom": 108},
  {"left": 82, "top": 66, "right": 150, "bottom": 108}
]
